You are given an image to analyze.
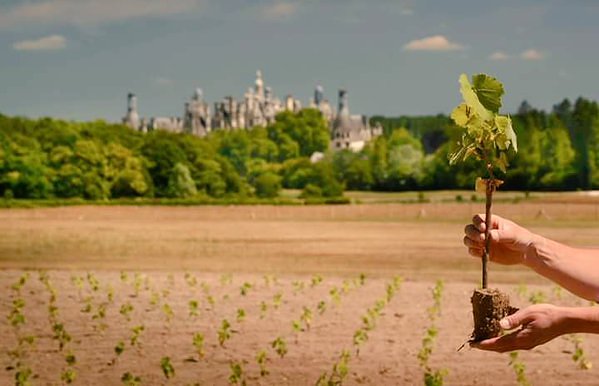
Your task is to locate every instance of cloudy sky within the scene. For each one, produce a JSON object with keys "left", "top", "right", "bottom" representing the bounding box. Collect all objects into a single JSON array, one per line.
[{"left": 1, "top": 0, "right": 598, "bottom": 121}]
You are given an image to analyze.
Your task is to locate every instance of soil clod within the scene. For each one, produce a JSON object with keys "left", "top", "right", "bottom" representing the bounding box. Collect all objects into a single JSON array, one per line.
[{"left": 471, "top": 288, "right": 518, "bottom": 342}]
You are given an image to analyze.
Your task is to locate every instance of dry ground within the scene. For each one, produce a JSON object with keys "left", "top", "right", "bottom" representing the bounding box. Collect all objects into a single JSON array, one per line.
[{"left": 1, "top": 202, "right": 599, "bottom": 385}]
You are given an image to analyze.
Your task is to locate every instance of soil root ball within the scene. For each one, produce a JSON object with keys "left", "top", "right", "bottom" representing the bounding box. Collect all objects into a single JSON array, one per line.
[{"left": 471, "top": 288, "right": 518, "bottom": 342}]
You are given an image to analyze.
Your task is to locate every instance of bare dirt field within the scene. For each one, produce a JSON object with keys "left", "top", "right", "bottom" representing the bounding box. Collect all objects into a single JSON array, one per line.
[{"left": 1, "top": 202, "right": 599, "bottom": 385}]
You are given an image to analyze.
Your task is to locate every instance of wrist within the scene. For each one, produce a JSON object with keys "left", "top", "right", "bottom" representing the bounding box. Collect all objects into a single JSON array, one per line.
[
  {"left": 560, "top": 307, "right": 599, "bottom": 335},
  {"left": 522, "top": 233, "right": 544, "bottom": 268}
]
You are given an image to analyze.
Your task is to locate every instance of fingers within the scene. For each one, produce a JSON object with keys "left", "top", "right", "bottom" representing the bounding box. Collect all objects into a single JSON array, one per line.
[
  {"left": 471, "top": 214, "right": 504, "bottom": 232},
  {"left": 468, "top": 247, "right": 483, "bottom": 257},
  {"left": 500, "top": 308, "right": 534, "bottom": 330},
  {"left": 471, "top": 329, "right": 531, "bottom": 353},
  {"left": 463, "top": 224, "right": 485, "bottom": 256},
  {"left": 464, "top": 224, "right": 484, "bottom": 241}
]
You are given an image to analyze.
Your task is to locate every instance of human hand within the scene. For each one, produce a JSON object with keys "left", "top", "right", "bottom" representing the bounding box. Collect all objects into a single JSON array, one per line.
[
  {"left": 463, "top": 214, "right": 537, "bottom": 266},
  {"left": 471, "top": 304, "right": 569, "bottom": 352}
]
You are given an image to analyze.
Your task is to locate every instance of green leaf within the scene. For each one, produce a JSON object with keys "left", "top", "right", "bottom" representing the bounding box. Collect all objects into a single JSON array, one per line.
[
  {"left": 497, "top": 152, "right": 509, "bottom": 173},
  {"left": 494, "top": 115, "right": 517, "bottom": 152},
  {"left": 471, "top": 74, "right": 504, "bottom": 113},
  {"left": 459, "top": 74, "right": 493, "bottom": 121},
  {"left": 450, "top": 103, "right": 471, "bottom": 127},
  {"left": 505, "top": 116, "right": 517, "bottom": 152}
]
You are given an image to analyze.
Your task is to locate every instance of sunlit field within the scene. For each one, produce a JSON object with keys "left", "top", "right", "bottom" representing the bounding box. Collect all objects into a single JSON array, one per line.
[{"left": 2, "top": 196, "right": 599, "bottom": 385}]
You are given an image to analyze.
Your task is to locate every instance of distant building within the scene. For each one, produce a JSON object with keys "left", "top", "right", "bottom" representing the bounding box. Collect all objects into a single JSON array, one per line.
[
  {"left": 122, "top": 93, "right": 140, "bottom": 130},
  {"left": 330, "top": 89, "right": 382, "bottom": 152},
  {"left": 122, "top": 70, "right": 380, "bottom": 151}
]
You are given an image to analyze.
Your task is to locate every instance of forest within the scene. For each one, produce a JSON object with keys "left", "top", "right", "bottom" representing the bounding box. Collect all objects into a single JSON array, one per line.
[{"left": 0, "top": 97, "right": 598, "bottom": 201}]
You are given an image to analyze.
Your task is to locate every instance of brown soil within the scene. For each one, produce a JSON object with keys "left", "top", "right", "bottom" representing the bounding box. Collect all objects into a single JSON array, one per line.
[
  {"left": 1, "top": 204, "right": 599, "bottom": 385},
  {"left": 471, "top": 288, "right": 517, "bottom": 342}
]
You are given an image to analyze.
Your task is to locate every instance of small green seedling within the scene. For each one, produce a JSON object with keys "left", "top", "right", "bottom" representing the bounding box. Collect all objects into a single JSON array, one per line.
[
  {"left": 162, "top": 303, "right": 174, "bottom": 322},
  {"left": 189, "top": 300, "right": 200, "bottom": 317},
  {"left": 292, "top": 280, "right": 305, "bottom": 294},
  {"left": 272, "top": 293, "right": 283, "bottom": 309},
  {"left": 567, "top": 334, "right": 592, "bottom": 370},
  {"left": 218, "top": 319, "right": 232, "bottom": 347},
  {"left": 271, "top": 337, "right": 288, "bottom": 358},
  {"left": 300, "top": 307, "right": 313, "bottom": 331},
  {"left": 259, "top": 301, "right": 268, "bottom": 319},
  {"left": 61, "top": 368, "right": 77, "bottom": 384},
  {"left": 310, "top": 275, "right": 323, "bottom": 287},
  {"left": 149, "top": 291, "right": 160, "bottom": 307},
  {"left": 52, "top": 322, "right": 71, "bottom": 351},
  {"left": 256, "top": 350, "right": 269, "bottom": 377},
  {"left": 115, "top": 341, "right": 125, "bottom": 357},
  {"left": 65, "top": 352, "right": 76, "bottom": 366},
  {"left": 220, "top": 273, "right": 233, "bottom": 286},
  {"left": 160, "top": 356, "right": 175, "bottom": 380},
  {"left": 119, "top": 302, "right": 134, "bottom": 322},
  {"left": 86, "top": 272, "right": 100, "bottom": 292},
  {"left": 240, "top": 282, "right": 252, "bottom": 296},
  {"left": 353, "top": 329, "right": 369, "bottom": 356},
  {"left": 317, "top": 301, "right": 327, "bottom": 315},
  {"left": 509, "top": 352, "right": 530, "bottom": 386},
  {"left": 15, "top": 366, "right": 33, "bottom": 386},
  {"left": 130, "top": 325, "right": 145, "bottom": 347},
  {"left": 228, "top": 361, "right": 246, "bottom": 386},
  {"left": 192, "top": 332, "right": 205, "bottom": 359},
  {"left": 184, "top": 272, "right": 198, "bottom": 287},
  {"left": 121, "top": 372, "right": 142, "bottom": 386},
  {"left": 236, "top": 308, "right": 246, "bottom": 323},
  {"left": 329, "top": 287, "right": 341, "bottom": 306}
]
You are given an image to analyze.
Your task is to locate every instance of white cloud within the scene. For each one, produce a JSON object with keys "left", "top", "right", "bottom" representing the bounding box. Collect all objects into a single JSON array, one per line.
[
  {"left": 403, "top": 35, "right": 464, "bottom": 52},
  {"left": 0, "top": 0, "right": 202, "bottom": 29},
  {"left": 13, "top": 35, "right": 67, "bottom": 51},
  {"left": 520, "top": 49, "right": 544, "bottom": 60},
  {"left": 261, "top": 2, "right": 298, "bottom": 20},
  {"left": 154, "top": 77, "right": 173, "bottom": 87},
  {"left": 489, "top": 51, "right": 510, "bottom": 61},
  {"left": 400, "top": 8, "right": 414, "bottom": 16}
]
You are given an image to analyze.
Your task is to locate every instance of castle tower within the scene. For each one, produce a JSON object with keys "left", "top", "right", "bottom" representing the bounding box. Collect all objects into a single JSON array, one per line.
[
  {"left": 314, "top": 85, "right": 324, "bottom": 106},
  {"left": 255, "top": 70, "right": 264, "bottom": 101},
  {"left": 123, "top": 92, "right": 140, "bottom": 130},
  {"left": 184, "top": 88, "right": 211, "bottom": 136},
  {"left": 338, "top": 89, "right": 349, "bottom": 116}
]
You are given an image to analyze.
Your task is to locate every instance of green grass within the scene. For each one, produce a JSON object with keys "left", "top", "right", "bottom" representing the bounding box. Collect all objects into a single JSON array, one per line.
[{"left": 0, "top": 195, "right": 350, "bottom": 209}]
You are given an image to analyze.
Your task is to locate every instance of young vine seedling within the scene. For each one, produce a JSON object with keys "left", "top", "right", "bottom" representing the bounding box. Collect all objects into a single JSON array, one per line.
[
  {"left": 271, "top": 336, "right": 288, "bottom": 358},
  {"left": 189, "top": 300, "right": 200, "bottom": 317},
  {"left": 160, "top": 356, "right": 175, "bottom": 380},
  {"left": 451, "top": 73, "right": 519, "bottom": 341},
  {"left": 218, "top": 319, "right": 232, "bottom": 347},
  {"left": 192, "top": 332, "right": 205, "bottom": 360},
  {"left": 236, "top": 308, "right": 246, "bottom": 323},
  {"left": 450, "top": 73, "right": 517, "bottom": 288},
  {"left": 121, "top": 372, "right": 142, "bottom": 386},
  {"left": 130, "top": 325, "right": 145, "bottom": 347},
  {"left": 256, "top": 349, "right": 269, "bottom": 377},
  {"left": 228, "top": 361, "right": 247, "bottom": 386}
]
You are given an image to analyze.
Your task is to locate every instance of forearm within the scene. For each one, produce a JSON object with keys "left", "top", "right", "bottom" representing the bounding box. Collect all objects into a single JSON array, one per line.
[
  {"left": 524, "top": 235, "right": 599, "bottom": 302},
  {"left": 562, "top": 306, "right": 599, "bottom": 335}
]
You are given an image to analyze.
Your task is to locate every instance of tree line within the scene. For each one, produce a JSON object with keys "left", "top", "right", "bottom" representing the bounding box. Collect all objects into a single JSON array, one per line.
[{"left": 0, "top": 97, "right": 597, "bottom": 201}]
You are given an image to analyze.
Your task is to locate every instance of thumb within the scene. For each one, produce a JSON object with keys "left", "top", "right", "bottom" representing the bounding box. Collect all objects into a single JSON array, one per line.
[
  {"left": 489, "top": 229, "right": 510, "bottom": 243},
  {"left": 499, "top": 308, "right": 532, "bottom": 330}
]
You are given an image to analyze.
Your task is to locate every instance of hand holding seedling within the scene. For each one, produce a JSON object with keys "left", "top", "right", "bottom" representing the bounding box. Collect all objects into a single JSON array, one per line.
[
  {"left": 463, "top": 214, "right": 536, "bottom": 266},
  {"left": 472, "top": 304, "right": 568, "bottom": 352}
]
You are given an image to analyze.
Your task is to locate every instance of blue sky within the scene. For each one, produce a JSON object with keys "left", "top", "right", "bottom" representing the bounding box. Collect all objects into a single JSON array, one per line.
[{"left": 0, "top": 0, "right": 598, "bottom": 122}]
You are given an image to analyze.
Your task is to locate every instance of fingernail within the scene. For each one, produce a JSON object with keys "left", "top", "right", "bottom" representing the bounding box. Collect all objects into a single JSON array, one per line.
[{"left": 499, "top": 318, "right": 510, "bottom": 329}]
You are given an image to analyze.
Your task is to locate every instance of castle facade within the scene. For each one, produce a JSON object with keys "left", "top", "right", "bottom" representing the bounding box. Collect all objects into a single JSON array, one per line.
[{"left": 123, "top": 71, "right": 381, "bottom": 152}]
